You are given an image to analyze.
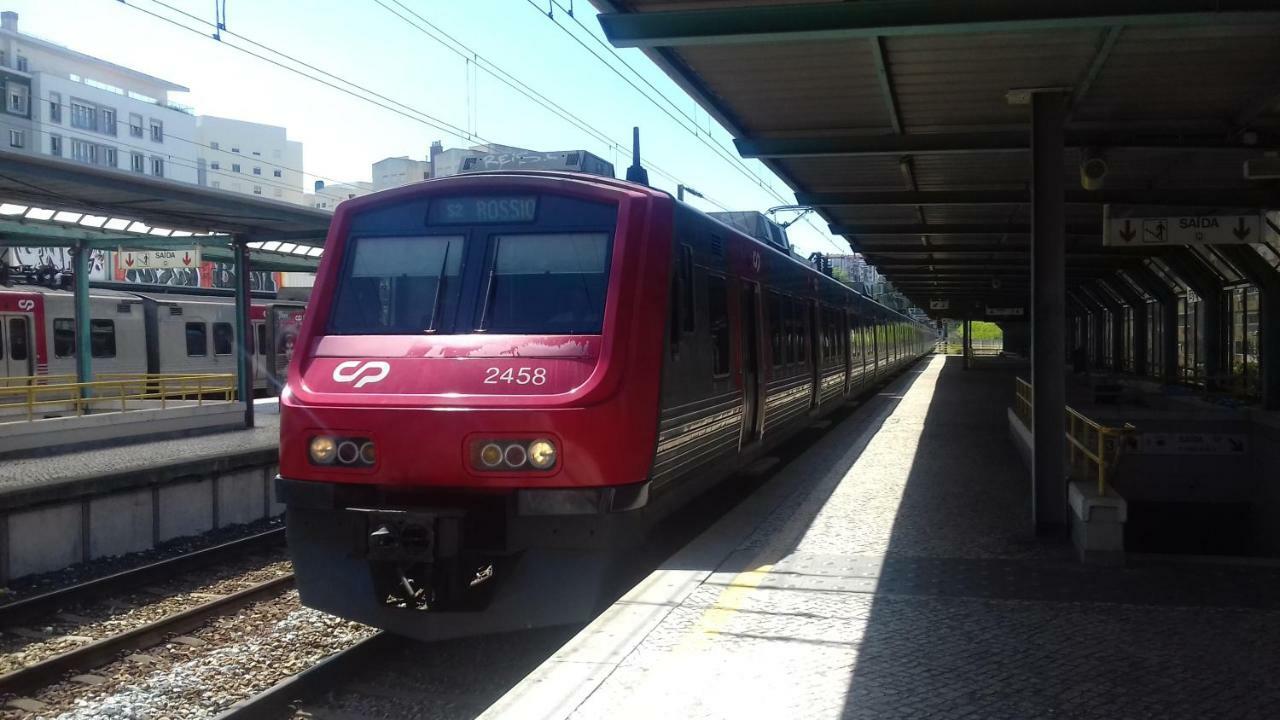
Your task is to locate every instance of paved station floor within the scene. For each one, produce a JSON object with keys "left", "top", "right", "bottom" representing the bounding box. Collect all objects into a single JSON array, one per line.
[
  {"left": 0, "top": 401, "right": 278, "bottom": 491},
  {"left": 486, "top": 355, "right": 1280, "bottom": 720}
]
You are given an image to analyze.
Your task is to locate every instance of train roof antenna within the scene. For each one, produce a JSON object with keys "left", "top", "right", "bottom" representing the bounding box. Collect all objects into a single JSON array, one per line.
[{"left": 625, "top": 126, "right": 649, "bottom": 186}]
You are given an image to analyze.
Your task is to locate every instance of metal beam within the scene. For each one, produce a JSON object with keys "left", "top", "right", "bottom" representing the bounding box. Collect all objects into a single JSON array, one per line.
[
  {"left": 233, "top": 240, "right": 254, "bottom": 428},
  {"left": 1031, "top": 91, "right": 1068, "bottom": 533},
  {"left": 1068, "top": 27, "right": 1125, "bottom": 117},
  {"left": 869, "top": 37, "right": 903, "bottom": 135},
  {"left": 737, "top": 130, "right": 1269, "bottom": 158},
  {"left": 800, "top": 187, "right": 1280, "bottom": 206},
  {"left": 73, "top": 240, "right": 91, "bottom": 388},
  {"left": 599, "top": 1, "right": 1280, "bottom": 48},
  {"left": 831, "top": 222, "right": 1101, "bottom": 236}
]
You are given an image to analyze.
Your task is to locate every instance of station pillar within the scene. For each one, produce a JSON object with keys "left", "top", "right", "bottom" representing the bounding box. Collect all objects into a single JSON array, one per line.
[
  {"left": 72, "top": 240, "right": 92, "bottom": 390},
  {"left": 1030, "top": 91, "right": 1068, "bottom": 533},
  {"left": 233, "top": 239, "right": 254, "bottom": 428},
  {"left": 1221, "top": 245, "right": 1280, "bottom": 410}
]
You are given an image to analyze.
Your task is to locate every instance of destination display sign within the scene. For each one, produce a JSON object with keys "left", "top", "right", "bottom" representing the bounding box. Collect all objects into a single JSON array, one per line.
[
  {"left": 1103, "top": 206, "right": 1262, "bottom": 246},
  {"left": 428, "top": 196, "right": 538, "bottom": 225},
  {"left": 985, "top": 307, "right": 1025, "bottom": 317}
]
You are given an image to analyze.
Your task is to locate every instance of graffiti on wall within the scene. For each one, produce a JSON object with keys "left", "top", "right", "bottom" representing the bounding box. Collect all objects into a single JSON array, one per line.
[
  {"left": 114, "top": 256, "right": 279, "bottom": 291},
  {"left": 1, "top": 246, "right": 110, "bottom": 280}
]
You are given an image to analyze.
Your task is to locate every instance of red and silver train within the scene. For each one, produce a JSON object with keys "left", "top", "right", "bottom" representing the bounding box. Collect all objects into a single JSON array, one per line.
[
  {"left": 0, "top": 285, "right": 304, "bottom": 392},
  {"left": 278, "top": 171, "right": 933, "bottom": 639}
]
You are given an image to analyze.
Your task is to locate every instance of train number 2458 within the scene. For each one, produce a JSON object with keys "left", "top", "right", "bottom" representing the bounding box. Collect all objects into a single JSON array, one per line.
[{"left": 484, "top": 367, "right": 547, "bottom": 385}]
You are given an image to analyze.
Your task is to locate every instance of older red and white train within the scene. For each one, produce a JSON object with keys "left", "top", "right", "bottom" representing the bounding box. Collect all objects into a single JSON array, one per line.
[
  {"left": 0, "top": 285, "right": 303, "bottom": 391},
  {"left": 277, "top": 171, "right": 934, "bottom": 640}
]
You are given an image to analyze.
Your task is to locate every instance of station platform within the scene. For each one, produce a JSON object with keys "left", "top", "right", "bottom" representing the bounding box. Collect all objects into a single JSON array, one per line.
[
  {"left": 0, "top": 400, "right": 282, "bottom": 582},
  {"left": 485, "top": 355, "right": 1280, "bottom": 720}
]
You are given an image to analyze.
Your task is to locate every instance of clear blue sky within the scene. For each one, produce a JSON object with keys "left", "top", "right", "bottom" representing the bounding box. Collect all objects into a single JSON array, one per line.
[{"left": 5, "top": 0, "right": 846, "bottom": 256}]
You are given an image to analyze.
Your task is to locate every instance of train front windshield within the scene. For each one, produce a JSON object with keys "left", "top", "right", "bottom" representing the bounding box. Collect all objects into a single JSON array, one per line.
[{"left": 328, "top": 193, "right": 615, "bottom": 336}]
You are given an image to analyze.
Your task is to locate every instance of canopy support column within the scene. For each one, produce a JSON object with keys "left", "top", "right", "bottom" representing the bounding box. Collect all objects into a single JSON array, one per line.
[
  {"left": 233, "top": 238, "right": 254, "bottom": 428},
  {"left": 73, "top": 240, "right": 92, "bottom": 390},
  {"left": 1030, "top": 91, "right": 1068, "bottom": 534}
]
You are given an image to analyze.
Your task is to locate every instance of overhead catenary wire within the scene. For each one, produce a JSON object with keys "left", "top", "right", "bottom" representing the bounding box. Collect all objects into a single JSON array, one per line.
[
  {"left": 369, "top": 0, "right": 733, "bottom": 211},
  {"left": 121, "top": 0, "right": 732, "bottom": 212},
  {"left": 524, "top": 0, "right": 844, "bottom": 252}
]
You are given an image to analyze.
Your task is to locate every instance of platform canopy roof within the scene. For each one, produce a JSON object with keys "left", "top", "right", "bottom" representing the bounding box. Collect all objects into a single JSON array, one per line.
[
  {"left": 593, "top": 0, "right": 1280, "bottom": 317},
  {"left": 0, "top": 148, "right": 331, "bottom": 250}
]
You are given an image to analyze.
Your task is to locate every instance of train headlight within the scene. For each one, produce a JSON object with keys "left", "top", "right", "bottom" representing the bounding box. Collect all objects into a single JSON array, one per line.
[
  {"left": 360, "top": 441, "right": 376, "bottom": 465},
  {"left": 527, "top": 439, "right": 557, "bottom": 470},
  {"left": 479, "top": 443, "right": 504, "bottom": 468},
  {"left": 309, "top": 436, "right": 337, "bottom": 464}
]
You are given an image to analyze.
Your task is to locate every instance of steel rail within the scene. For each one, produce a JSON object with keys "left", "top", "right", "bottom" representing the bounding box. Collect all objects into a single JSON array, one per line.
[
  {"left": 0, "top": 573, "right": 295, "bottom": 696},
  {"left": 212, "top": 632, "right": 400, "bottom": 720},
  {"left": 0, "top": 527, "right": 286, "bottom": 628}
]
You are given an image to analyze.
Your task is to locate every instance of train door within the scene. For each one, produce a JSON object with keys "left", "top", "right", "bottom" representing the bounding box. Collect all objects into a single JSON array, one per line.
[
  {"left": 739, "top": 281, "right": 763, "bottom": 446},
  {"left": 0, "top": 314, "right": 33, "bottom": 378}
]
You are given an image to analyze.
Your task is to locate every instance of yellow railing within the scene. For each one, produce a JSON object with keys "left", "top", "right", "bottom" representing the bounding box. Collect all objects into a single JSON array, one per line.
[
  {"left": 0, "top": 373, "right": 236, "bottom": 422},
  {"left": 1014, "top": 377, "right": 1134, "bottom": 496}
]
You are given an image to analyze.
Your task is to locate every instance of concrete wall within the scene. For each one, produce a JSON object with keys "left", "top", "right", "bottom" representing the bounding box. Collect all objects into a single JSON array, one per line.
[{"left": 0, "top": 459, "right": 280, "bottom": 582}]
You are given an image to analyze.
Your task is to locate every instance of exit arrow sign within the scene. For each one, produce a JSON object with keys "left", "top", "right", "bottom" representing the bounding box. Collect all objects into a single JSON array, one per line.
[{"left": 1104, "top": 206, "right": 1262, "bottom": 247}]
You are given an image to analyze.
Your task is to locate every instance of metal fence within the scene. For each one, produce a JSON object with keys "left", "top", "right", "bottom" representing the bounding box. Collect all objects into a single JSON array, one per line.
[
  {"left": 1014, "top": 377, "right": 1134, "bottom": 496},
  {"left": 0, "top": 373, "right": 236, "bottom": 422}
]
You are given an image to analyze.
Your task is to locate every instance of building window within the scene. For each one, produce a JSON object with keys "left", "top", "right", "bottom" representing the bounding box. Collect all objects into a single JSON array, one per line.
[
  {"left": 100, "top": 107, "right": 116, "bottom": 135},
  {"left": 151, "top": 156, "right": 164, "bottom": 177},
  {"left": 212, "top": 323, "right": 234, "bottom": 355},
  {"left": 231, "top": 146, "right": 239, "bottom": 153},
  {"left": 210, "top": 161, "right": 220, "bottom": 170},
  {"left": 210, "top": 141, "right": 219, "bottom": 150},
  {"left": 16, "top": 55, "right": 27, "bottom": 72},
  {"left": 253, "top": 185, "right": 262, "bottom": 195},
  {"left": 100, "top": 146, "right": 117, "bottom": 168},
  {"left": 131, "top": 152, "right": 144, "bottom": 173},
  {"left": 185, "top": 322, "right": 207, "bottom": 356},
  {"left": 53, "top": 318, "right": 75, "bottom": 357},
  {"left": 49, "top": 134, "right": 61, "bottom": 156},
  {"left": 71, "top": 139, "right": 94, "bottom": 163},
  {"left": 48, "top": 91, "right": 61, "bottom": 122},
  {"left": 8, "top": 129, "right": 23, "bottom": 148},
  {"left": 90, "top": 319, "right": 116, "bottom": 358},
  {"left": 149, "top": 119, "right": 163, "bottom": 142},
  {"left": 129, "top": 113, "right": 142, "bottom": 138},
  {"left": 231, "top": 163, "right": 240, "bottom": 172},
  {"left": 273, "top": 169, "right": 282, "bottom": 178},
  {"left": 252, "top": 150, "right": 260, "bottom": 156},
  {"left": 8, "top": 83, "right": 28, "bottom": 115},
  {"left": 71, "top": 101, "right": 96, "bottom": 130},
  {"left": 253, "top": 166, "right": 261, "bottom": 175}
]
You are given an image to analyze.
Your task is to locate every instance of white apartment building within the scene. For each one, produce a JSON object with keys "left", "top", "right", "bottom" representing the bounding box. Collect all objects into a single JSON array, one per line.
[
  {"left": 303, "top": 180, "right": 374, "bottom": 211},
  {"left": 0, "top": 11, "right": 197, "bottom": 183},
  {"left": 197, "top": 115, "right": 304, "bottom": 204},
  {"left": 372, "top": 156, "right": 431, "bottom": 191}
]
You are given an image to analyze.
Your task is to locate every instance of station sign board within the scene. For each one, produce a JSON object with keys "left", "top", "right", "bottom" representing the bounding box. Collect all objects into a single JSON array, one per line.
[
  {"left": 985, "top": 306, "right": 1025, "bottom": 317},
  {"left": 1103, "top": 206, "right": 1262, "bottom": 247},
  {"left": 1135, "top": 432, "right": 1248, "bottom": 455},
  {"left": 929, "top": 299, "right": 949, "bottom": 310},
  {"left": 118, "top": 247, "right": 201, "bottom": 270}
]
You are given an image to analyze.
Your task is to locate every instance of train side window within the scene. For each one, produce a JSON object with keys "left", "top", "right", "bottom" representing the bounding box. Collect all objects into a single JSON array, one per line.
[
  {"left": 53, "top": 318, "right": 75, "bottom": 358},
  {"left": 680, "top": 244, "right": 695, "bottom": 333},
  {"left": 797, "top": 301, "right": 809, "bottom": 365},
  {"left": 8, "top": 318, "right": 28, "bottom": 361},
  {"left": 768, "top": 291, "right": 783, "bottom": 367},
  {"left": 256, "top": 324, "right": 267, "bottom": 356},
  {"left": 707, "top": 274, "right": 730, "bottom": 377},
  {"left": 90, "top": 320, "right": 116, "bottom": 358},
  {"left": 186, "top": 322, "right": 207, "bottom": 356},
  {"left": 212, "top": 322, "right": 234, "bottom": 356}
]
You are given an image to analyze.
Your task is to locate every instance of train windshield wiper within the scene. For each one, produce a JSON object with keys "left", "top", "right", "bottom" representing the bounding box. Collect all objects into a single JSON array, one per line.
[{"left": 425, "top": 243, "right": 450, "bottom": 334}]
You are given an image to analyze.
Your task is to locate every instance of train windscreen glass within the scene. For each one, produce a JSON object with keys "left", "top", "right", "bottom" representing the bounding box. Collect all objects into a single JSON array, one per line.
[
  {"left": 330, "top": 235, "right": 465, "bottom": 334},
  {"left": 480, "top": 233, "right": 610, "bottom": 334}
]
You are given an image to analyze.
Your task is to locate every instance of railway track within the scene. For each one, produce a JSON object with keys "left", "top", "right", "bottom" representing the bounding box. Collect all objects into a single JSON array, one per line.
[
  {"left": 0, "top": 574, "right": 294, "bottom": 696},
  {"left": 0, "top": 528, "right": 289, "bottom": 706},
  {"left": 214, "top": 632, "right": 398, "bottom": 720},
  {"left": 0, "top": 527, "right": 285, "bottom": 628}
]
